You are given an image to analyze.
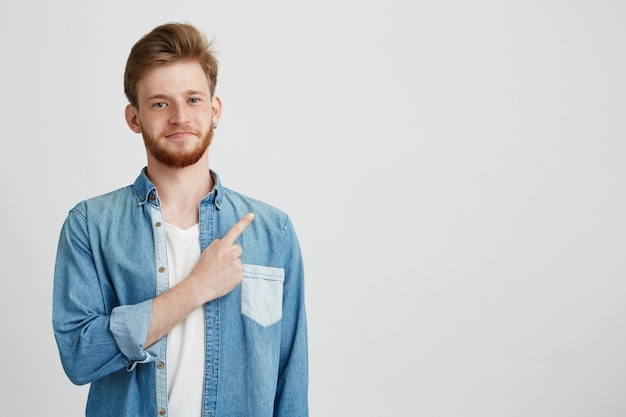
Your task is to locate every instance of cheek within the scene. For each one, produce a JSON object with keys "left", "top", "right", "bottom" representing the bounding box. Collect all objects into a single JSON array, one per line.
[{"left": 139, "top": 115, "right": 165, "bottom": 133}]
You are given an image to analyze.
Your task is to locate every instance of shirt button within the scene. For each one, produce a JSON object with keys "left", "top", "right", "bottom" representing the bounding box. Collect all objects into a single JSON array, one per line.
[
  {"left": 159, "top": 409, "right": 166, "bottom": 416},
  {"left": 159, "top": 266, "right": 166, "bottom": 273},
  {"left": 151, "top": 194, "right": 156, "bottom": 201},
  {"left": 155, "top": 222, "right": 162, "bottom": 227},
  {"left": 157, "top": 362, "right": 164, "bottom": 369}
]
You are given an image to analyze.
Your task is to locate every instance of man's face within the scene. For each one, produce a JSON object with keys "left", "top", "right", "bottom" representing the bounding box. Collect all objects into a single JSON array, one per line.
[{"left": 125, "top": 61, "right": 221, "bottom": 168}]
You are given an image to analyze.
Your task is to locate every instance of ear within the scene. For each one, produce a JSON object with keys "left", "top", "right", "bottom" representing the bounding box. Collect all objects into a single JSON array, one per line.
[
  {"left": 211, "top": 96, "right": 222, "bottom": 126},
  {"left": 125, "top": 104, "right": 142, "bottom": 133}
]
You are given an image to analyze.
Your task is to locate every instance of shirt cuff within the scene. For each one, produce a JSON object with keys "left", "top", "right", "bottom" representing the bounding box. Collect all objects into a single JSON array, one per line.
[{"left": 110, "top": 299, "right": 156, "bottom": 363}]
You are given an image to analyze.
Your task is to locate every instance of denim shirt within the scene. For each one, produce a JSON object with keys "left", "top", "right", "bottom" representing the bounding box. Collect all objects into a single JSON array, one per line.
[{"left": 52, "top": 169, "right": 308, "bottom": 417}]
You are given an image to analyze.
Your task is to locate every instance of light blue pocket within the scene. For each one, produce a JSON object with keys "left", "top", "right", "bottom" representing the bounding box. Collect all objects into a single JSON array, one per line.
[{"left": 241, "top": 264, "right": 285, "bottom": 327}]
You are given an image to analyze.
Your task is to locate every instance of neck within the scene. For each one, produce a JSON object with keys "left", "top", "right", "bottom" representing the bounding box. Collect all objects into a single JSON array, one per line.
[{"left": 146, "top": 153, "right": 213, "bottom": 228}]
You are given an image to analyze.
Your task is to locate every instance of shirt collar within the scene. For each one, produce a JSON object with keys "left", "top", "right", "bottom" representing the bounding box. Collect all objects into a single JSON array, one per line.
[{"left": 132, "top": 167, "right": 223, "bottom": 209}]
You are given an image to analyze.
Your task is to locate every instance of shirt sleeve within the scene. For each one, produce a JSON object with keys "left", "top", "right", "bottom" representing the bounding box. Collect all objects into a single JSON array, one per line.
[
  {"left": 110, "top": 300, "right": 157, "bottom": 368},
  {"left": 274, "top": 217, "right": 309, "bottom": 416},
  {"left": 52, "top": 208, "right": 156, "bottom": 385}
]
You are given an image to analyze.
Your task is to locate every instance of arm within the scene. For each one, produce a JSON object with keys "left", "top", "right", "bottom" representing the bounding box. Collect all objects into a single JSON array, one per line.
[
  {"left": 144, "top": 213, "right": 255, "bottom": 347},
  {"left": 274, "top": 217, "right": 309, "bottom": 416},
  {"left": 53, "top": 209, "right": 254, "bottom": 384},
  {"left": 52, "top": 209, "right": 150, "bottom": 385}
]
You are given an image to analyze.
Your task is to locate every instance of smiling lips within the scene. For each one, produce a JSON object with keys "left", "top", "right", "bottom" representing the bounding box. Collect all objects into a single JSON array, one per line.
[{"left": 165, "top": 129, "right": 199, "bottom": 139}]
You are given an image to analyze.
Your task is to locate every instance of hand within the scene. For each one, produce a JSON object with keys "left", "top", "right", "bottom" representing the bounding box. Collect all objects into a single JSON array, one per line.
[{"left": 188, "top": 213, "right": 255, "bottom": 303}]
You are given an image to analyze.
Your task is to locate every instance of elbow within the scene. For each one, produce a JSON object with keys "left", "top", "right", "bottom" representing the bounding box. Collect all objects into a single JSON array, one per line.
[
  {"left": 58, "top": 345, "right": 109, "bottom": 385},
  {"left": 61, "top": 359, "right": 95, "bottom": 386},
  {"left": 55, "top": 339, "right": 121, "bottom": 386},
  {"left": 54, "top": 334, "right": 97, "bottom": 385}
]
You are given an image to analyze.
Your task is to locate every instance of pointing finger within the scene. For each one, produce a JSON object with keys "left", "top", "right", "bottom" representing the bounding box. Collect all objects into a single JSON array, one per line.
[{"left": 222, "top": 212, "right": 255, "bottom": 245}]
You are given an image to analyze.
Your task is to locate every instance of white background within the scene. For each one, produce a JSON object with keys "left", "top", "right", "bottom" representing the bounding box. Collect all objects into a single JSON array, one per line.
[{"left": 2, "top": 1, "right": 626, "bottom": 416}]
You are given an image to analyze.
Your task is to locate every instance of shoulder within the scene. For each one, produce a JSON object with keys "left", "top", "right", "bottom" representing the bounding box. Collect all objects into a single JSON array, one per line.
[
  {"left": 67, "top": 185, "right": 134, "bottom": 220},
  {"left": 218, "top": 187, "right": 303, "bottom": 266},
  {"left": 221, "top": 187, "right": 287, "bottom": 219},
  {"left": 220, "top": 187, "right": 291, "bottom": 232}
]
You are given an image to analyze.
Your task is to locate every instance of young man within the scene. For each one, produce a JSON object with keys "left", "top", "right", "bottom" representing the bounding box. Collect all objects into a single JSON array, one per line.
[{"left": 52, "top": 22, "right": 308, "bottom": 417}]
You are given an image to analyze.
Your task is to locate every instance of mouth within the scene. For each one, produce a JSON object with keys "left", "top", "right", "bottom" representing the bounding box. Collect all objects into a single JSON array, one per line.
[{"left": 165, "top": 130, "right": 198, "bottom": 139}]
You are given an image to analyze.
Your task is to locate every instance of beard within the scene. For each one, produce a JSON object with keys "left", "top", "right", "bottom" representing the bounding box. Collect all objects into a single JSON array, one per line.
[{"left": 142, "top": 125, "right": 214, "bottom": 168}]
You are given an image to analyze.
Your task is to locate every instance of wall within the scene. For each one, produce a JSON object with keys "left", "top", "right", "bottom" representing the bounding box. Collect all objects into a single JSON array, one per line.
[{"left": 2, "top": 1, "right": 625, "bottom": 415}]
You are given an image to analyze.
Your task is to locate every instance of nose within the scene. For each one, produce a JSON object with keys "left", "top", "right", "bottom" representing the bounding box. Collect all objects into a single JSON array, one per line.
[{"left": 169, "top": 102, "right": 190, "bottom": 125}]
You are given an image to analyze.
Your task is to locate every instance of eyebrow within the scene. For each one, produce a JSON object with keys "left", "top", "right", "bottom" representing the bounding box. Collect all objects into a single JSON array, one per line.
[{"left": 146, "top": 90, "right": 208, "bottom": 101}]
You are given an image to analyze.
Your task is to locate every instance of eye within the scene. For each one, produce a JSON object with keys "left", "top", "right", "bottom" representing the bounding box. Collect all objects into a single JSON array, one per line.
[
  {"left": 188, "top": 97, "right": 200, "bottom": 104},
  {"left": 152, "top": 102, "right": 166, "bottom": 109}
]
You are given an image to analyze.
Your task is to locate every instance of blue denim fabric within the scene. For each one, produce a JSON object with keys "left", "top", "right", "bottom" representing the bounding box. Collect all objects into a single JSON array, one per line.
[{"left": 52, "top": 169, "right": 308, "bottom": 417}]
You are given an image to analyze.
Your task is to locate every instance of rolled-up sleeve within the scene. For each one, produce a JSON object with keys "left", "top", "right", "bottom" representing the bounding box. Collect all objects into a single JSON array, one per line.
[
  {"left": 110, "top": 300, "right": 156, "bottom": 366},
  {"left": 53, "top": 208, "right": 156, "bottom": 385}
]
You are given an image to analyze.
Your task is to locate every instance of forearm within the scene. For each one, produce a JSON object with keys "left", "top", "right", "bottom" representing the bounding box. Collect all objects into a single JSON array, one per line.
[
  {"left": 144, "top": 275, "right": 208, "bottom": 347},
  {"left": 54, "top": 298, "right": 154, "bottom": 385},
  {"left": 54, "top": 212, "right": 155, "bottom": 384},
  {"left": 145, "top": 219, "right": 254, "bottom": 346}
]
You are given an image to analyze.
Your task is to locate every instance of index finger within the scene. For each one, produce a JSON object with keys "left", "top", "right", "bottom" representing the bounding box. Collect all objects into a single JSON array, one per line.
[{"left": 222, "top": 212, "right": 255, "bottom": 245}]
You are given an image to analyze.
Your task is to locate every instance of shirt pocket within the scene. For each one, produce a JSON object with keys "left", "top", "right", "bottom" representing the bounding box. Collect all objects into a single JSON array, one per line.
[{"left": 241, "top": 264, "right": 285, "bottom": 327}]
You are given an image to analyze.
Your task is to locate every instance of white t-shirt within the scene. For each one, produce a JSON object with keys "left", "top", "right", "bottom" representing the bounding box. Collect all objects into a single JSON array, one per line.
[{"left": 164, "top": 222, "right": 204, "bottom": 417}]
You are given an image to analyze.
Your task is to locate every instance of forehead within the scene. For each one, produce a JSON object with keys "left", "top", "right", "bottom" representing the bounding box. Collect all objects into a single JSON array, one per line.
[{"left": 136, "top": 61, "right": 210, "bottom": 99}]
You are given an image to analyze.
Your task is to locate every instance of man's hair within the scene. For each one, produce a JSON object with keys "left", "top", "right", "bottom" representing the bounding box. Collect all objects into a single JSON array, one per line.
[{"left": 124, "top": 22, "right": 219, "bottom": 108}]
